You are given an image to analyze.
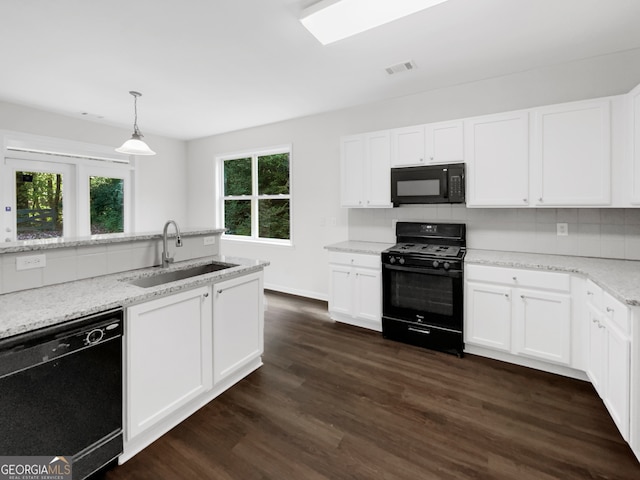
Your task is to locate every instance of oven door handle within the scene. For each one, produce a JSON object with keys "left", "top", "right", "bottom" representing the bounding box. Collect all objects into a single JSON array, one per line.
[{"left": 382, "top": 264, "right": 462, "bottom": 278}]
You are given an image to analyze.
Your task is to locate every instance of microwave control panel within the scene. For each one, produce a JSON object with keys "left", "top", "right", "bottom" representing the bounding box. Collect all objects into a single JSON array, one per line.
[{"left": 449, "top": 175, "right": 464, "bottom": 201}]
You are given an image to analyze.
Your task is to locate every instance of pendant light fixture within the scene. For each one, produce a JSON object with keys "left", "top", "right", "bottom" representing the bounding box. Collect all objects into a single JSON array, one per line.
[{"left": 116, "top": 91, "right": 156, "bottom": 156}]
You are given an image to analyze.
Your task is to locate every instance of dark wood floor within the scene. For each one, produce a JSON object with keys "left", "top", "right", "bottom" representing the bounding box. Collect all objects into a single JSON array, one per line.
[{"left": 103, "top": 291, "right": 640, "bottom": 479}]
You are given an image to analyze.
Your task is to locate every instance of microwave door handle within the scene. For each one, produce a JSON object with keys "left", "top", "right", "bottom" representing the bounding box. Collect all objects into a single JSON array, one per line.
[{"left": 442, "top": 169, "right": 449, "bottom": 199}]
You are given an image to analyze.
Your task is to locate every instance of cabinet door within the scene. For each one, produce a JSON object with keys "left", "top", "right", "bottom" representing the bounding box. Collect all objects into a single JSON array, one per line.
[
  {"left": 353, "top": 267, "right": 381, "bottom": 326},
  {"left": 328, "top": 264, "right": 353, "bottom": 316},
  {"left": 426, "top": 120, "right": 464, "bottom": 164},
  {"left": 513, "top": 289, "right": 571, "bottom": 365},
  {"left": 340, "top": 135, "right": 365, "bottom": 207},
  {"left": 465, "top": 111, "right": 529, "bottom": 206},
  {"left": 365, "top": 131, "right": 392, "bottom": 207},
  {"left": 465, "top": 282, "right": 512, "bottom": 351},
  {"left": 391, "top": 125, "right": 425, "bottom": 167},
  {"left": 533, "top": 99, "right": 611, "bottom": 206},
  {"left": 213, "top": 272, "right": 264, "bottom": 384},
  {"left": 604, "top": 323, "right": 630, "bottom": 440},
  {"left": 586, "top": 304, "right": 606, "bottom": 395},
  {"left": 127, "top": 286, "right": 213, "bottom": 439},
  {"left": 631, "top": 83, "right": 640, "bottom": 204}
]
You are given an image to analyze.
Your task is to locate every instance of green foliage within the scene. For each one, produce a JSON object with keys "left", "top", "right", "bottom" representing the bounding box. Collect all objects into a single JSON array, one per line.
[
  {"left": 90, "top": 177, "right": 124, "bottom": 234},
  {"left": 15, "top": 171, "right": 63, "bottom": 238},
  {"left": 224, "top": 153, "right": 290, "bottom": 240}
]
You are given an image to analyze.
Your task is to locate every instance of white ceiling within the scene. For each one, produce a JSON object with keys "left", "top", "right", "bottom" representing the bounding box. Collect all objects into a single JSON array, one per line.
[{"left": 1, "top": 0, "right": 640, "bottom": 140}]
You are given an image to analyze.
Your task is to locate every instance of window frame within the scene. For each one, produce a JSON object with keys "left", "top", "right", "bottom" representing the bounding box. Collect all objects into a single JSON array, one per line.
[
  {"left": 1, "top": 131, "right": 134, "bottom": 242},
  {"left": 217, "top": 145, "right": 292, "bottom": 246}
]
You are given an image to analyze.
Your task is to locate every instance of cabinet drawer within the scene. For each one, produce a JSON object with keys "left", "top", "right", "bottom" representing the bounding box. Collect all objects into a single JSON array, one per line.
[
  {"left": 466, "top": 264, "right": 570, "bottom": 292},
  {"left": 329, "top": 251, "right": 381, "bottom": 269},
  {"left": 603, "top": 291, "right": 630, "bottom": 335},
  {"left": 585, "top": 280, "right": 603, "bottom": 310}
]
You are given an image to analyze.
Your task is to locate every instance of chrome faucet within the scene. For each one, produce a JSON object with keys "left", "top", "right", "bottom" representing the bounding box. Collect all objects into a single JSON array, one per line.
[{"left": 162, "top": 220, "right": 183, "bottom": 267}]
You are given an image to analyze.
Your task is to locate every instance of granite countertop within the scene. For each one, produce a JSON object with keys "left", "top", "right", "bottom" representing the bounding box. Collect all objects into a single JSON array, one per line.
[
  {"left": 467, "top": 249, "right": 640, "bottom": 306},
  {"left": 0, "top": 255, "right": 268, "bottom": 340},
  {"left": 325, "top": 241, "right": 394, "bottom": 255},
  {"left": 0, "top": 227, "right": 226, "bottom": 254}
]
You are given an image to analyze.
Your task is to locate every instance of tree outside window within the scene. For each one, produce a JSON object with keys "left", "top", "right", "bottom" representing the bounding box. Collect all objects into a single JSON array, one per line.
[{"left": 222, "top": 150, "right": 291, "bottom": 242}]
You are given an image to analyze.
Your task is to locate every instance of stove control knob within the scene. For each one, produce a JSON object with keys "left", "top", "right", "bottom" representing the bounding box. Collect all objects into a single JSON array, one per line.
[
  {"left": 432, "top": 260, "right": 440, "bottom": 268},
  {"left": 389, "top": 256, "right": 396, "bottom": 264},
  {"left": 399, "top": 257, "right": 405, "bottom": 265},
  {"left": 443, "top": 262, "right": 451, "bottom": 271}
]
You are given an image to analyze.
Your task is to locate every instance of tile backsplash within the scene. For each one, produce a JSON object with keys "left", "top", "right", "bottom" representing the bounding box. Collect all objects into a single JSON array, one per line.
[{"left": 348, "top": 206, "right": 640, "bottom": 260}]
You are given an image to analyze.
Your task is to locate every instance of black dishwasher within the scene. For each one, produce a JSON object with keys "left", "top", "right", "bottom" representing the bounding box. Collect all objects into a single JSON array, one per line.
[{"left": 0, "top": 308, "right": 123, "bottom": 480}]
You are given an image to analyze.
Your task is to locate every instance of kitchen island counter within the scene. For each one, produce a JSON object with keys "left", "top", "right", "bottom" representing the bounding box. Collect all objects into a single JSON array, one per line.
[{"left": 0, "top": 255, "right": 269, "bottom": 340}]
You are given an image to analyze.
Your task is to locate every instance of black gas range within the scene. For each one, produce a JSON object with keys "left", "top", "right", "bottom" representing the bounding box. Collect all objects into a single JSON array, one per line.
[{"left": 381, "top": 222, "right": 466, "bottom": 356}]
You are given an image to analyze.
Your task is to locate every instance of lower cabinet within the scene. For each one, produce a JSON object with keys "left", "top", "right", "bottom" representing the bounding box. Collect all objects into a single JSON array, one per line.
[
  {"left": 585, "top": 281, "right": 631, "bottom": 440},
  {"left": 213, "top": 272, "right": 264, "bottom": 384},
  {"left": 465, "top": 264, "right": 571, "bottom": 366},
  {"left": 328, "top": 251, "right": 381, "bottom": 331},
  {"left": 123, "top": 271, "right": 264, "bottom": 462},
  {"left": 126, "top": 286, "right": 213, "bottom": 440}
]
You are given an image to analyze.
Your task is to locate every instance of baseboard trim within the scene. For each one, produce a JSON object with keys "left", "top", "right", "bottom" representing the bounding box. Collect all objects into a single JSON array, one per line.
[{"left": 264, "top": 283, "right": 327, "bottom": 301}]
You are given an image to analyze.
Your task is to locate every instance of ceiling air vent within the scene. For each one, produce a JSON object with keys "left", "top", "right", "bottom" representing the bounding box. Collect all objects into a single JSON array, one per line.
[{"left": 385, "top": 60, "right": 417, "bottom": 75}]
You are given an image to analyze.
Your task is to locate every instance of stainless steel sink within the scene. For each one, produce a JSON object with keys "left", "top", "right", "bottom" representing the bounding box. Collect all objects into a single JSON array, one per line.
[{"left": 130, "top": 262, "right": 237, "bottom": 288}]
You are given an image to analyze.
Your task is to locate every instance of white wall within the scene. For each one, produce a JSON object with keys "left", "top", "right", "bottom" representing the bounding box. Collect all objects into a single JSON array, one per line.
[
  {"left": 0, "top": 100, "right": 189, "bottom": 232},
  {"left": 187, "top": 48, "right": 640, "bottom": 300}
]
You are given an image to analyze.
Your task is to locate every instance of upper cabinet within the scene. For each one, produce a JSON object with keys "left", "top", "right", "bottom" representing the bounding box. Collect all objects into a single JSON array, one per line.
[
  {"left": 390, "top": 125, "right": 425, "bottom": 167},
  {"left": 630, "top": 83, "right": 640, "bottom": 204},
  {"left": 532, "top": 99, "right": 611, "bottom": 206},
  {"left": 465, "top": 111, "right": 529, "bottom": 207},
  {"left": 391, "top": 121, "right": 464, "bottom": 167},
  {"left": 426, "top": 120, "right": 464, "bottom": 165},
  {"left": 340, "top": 131, "right": 392, "bottom": 208}
]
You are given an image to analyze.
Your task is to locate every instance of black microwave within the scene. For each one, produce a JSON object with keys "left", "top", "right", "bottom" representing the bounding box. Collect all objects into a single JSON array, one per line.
[{"left": 391, "top": 163, "right": 465, "bottom": 206}]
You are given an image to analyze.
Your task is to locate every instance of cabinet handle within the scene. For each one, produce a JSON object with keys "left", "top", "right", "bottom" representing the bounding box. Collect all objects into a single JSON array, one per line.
[
  {"left": 606, "top": 307, "right": 614, "bottom": 313},
  {"left": 419, "top": 158, "right": 424, "bottom": 162},
  {"left": 504, "top": 294, "right": 509, "bottom": 299},
  {"left": 523, "top": 198, "right": 527, "bottom": 203},
  {"left": 598, "top": 323, "right": 606, "bottom": 329},
  {"left": 512, "top": 276, "right": 517, "bottom": 281},
  {"left": 520, "top": 295, "right": 525, "bottom": 299},
  {"left": 587, "top": 291, "right": 593, "bottom": 296},
  {"left": 538, "top": 197, "right": 543, "bottom": 202},
  {"left": 217, "top": 289, "right": 224, "bottom": 294},
  {"left": 430, "top": 156, "right": 434, "bottom": 161},
  {"left": 592, "top": 318, "right": 598, "bottom": 323},
  {"left": 203, "top": 292, "right": 209, "bottom": 298}
]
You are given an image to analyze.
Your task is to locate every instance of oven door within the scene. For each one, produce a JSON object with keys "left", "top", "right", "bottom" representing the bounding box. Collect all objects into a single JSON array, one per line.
[{"left": 382, "top": 263, "right": 463, "bottom": 331}]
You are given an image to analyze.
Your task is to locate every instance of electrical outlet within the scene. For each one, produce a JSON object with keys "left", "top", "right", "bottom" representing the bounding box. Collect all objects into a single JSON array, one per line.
[
  {"left": 16, "top": 254, "right": 46, "bottom": 270},
  {"left": 557, "top": 223, "right": 569, "bottom": 236},
  {"left": 203, "top": 236, "right": 216, "bottom": 246}
]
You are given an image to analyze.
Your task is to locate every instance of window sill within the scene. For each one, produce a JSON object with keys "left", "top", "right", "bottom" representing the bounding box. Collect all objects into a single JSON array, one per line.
[{"left": 221, "top": 235, "right": 293, "bottom": 248}]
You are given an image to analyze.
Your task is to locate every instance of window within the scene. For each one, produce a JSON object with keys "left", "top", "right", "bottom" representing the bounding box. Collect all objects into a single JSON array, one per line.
[
  {"left": 1, "top": 132, "right": 133, "bottom": 242},
  {"left": 220, "top": 147, "right": 291, "bottom": 243}
]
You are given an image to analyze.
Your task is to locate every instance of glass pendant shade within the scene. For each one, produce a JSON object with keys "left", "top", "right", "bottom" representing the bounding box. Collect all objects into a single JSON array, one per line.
[{"left": 116, "top": 133, "right": 156, "bottom": 155}]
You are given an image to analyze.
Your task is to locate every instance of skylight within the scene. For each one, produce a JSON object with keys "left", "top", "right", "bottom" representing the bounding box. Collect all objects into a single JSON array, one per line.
[{"left": 300, "top": 0, "right": 450, "bottom": 45}]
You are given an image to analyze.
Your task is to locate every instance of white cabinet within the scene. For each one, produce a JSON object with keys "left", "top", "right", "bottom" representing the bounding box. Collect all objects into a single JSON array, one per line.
[
  {"left": 465, "top": 282, "right": 512, "bottom": 351},
  {"left": 465, "top": 111, "right": 529, "bottom": 206},
  {"left": 126, "top": 286, "right": 213, "bottom": 440},
  {"left": 532, "top": 99, "right": 611, "bottom": 206},
  {"left": 390, "top": 121, "right": 464, "bottom": 167},
  {"left": 213, "top": 272, "right": 264, "bottom": 384},
  {"left": 425, "top": 120, "right": 464, "bottom": 165},
  {"left": 585, "top": 282, "right": 631, "bottom": 440},
  {"left": 513, "top": 288, "right": 571, "bottom": 365},
  {"left": 340, "top": 132, "right": 392, "bottom": 208},
  {"left": 630, "top": 83, "right": 640, "bottom": 204},
  {"left": 465, "top": 264, "right": 571, "bottom": 366},
  {"left": 391, "top": 125, "right": 425, "bottom": 167},
  {"left": 328, "top": 251, "right": 381, "bottom": 331}
]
